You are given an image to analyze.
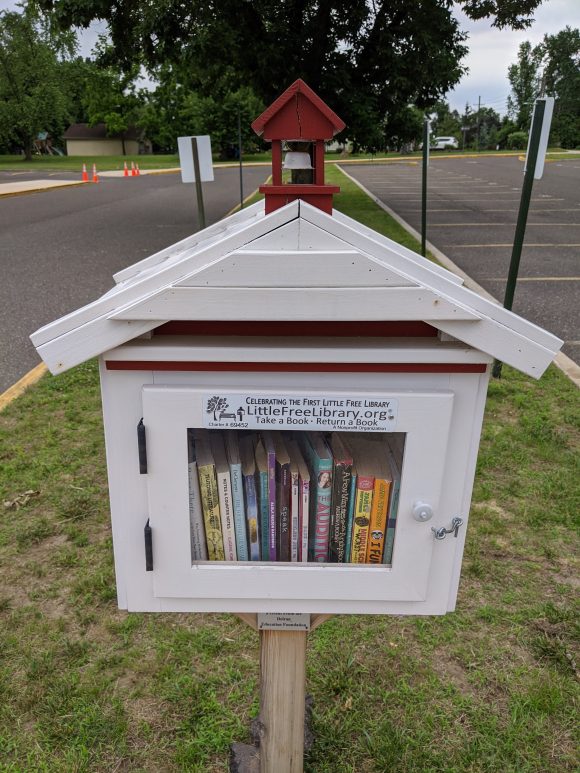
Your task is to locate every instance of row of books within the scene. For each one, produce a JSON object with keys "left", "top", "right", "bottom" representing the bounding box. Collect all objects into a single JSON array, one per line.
[{"left": 187, "top": 429, "right": 403, "bottom": 565}]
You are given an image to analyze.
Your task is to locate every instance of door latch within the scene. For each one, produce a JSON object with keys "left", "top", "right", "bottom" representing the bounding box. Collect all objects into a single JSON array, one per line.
[{"left": 432, "top": 517, "right": 463, "bottom": 540}]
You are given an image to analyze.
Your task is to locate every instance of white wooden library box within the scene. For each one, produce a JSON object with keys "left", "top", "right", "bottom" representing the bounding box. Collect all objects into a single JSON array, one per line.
[{"left": 31, "top": 199, "right": 562, "bottom": 616}]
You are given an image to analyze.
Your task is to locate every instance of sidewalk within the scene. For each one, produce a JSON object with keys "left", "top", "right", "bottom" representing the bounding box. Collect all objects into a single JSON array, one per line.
[
  {"left": 0, "top": 179, "right": 86, "bottom": 197},
  {"left": 0, "top": 167, "right": 183, "bottom": 196}
]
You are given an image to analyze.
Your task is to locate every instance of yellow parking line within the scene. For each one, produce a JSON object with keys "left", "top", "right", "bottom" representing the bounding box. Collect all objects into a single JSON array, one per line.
[
  {"left": 451, "top": 243, "right": 580, "bottom": 248},
  {"left": 430, "top": 223, "right": 580, "bottom": 227},
  {"left": 482, "top": 277, "right": 580, "bottom": 282},
  {"left": 0, "top": 363, "right": 47, "bottom": 412}
]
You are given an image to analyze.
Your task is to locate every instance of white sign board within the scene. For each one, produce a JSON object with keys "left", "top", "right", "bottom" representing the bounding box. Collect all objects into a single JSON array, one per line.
[
  {"left": 524, "top": 97, "right": 554, "bottom": 180},
  {"left": 177, "top": 135, "right": 214, "bottom": 183},
  {"left": 202, "top": 392, "right": 398, "bottom": 432}
]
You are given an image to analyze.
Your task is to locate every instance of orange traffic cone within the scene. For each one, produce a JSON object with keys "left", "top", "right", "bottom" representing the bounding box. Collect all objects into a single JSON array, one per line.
[
  {"left": 92, "top": 163, "right": 99, "bottom": 183},
  {"left": 131, "top": 161, "right": 136, "bottom": 177},
  {"left": 81, "top": 163, "right": 89, "bottom": 182},
  {"left": 123, "top": 161, "right": 129, "bottom": 177},
  {"left": 136, "top": 163, "right": 140, "bottom": 176}
]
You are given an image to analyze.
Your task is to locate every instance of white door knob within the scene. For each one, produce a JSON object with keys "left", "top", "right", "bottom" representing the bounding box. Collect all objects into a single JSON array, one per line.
[{"left": 413, "top": 501, "right": 434, "bottom": 522}]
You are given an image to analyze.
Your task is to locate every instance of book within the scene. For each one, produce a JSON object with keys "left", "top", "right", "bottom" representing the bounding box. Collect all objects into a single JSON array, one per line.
[
  {"left": 346, "top": 434, "right": 378, "bottom": 563},
  {"left": 255, "top": 437, "right": 271, "bottom": 561},
  {"left": 225, "top": 431, "right": 249, "bottom": 561},
  {"left": 383, "top": 436, "right": 403, "bottom": 565},
  {"left": 263, "top": 433, "right": 277, "bottom": 562},
  {"left": 289, "top": 457, "right": 300, "bottom": 562},
  {"left": 365, "top": 437, "right": 393, "bottom": 564},
  {"left": 328, "top": 434, "right": 353, "bottom": 563},
  {"left": 194, "top": 430, "right": 225, "bottom": 561},
  {"left": 344, "top": 468, "right": 357, "bottom": 563},
  {"left": 350, "top": 475, "right": 374, "bottom": 563},
  {"left": 187, "top": 429, "right": 209, "bottom": 561},
  {"left": 239, "top": 434, "right": 261, "bottom": 561},
  {"left": 285, "top": 436, "right": 310, "bottom": 563},
  {"left": 272, "top": 432, "right": 291, "bottom": 562},
  {"left": 210, "top": 433, "right": 237, "bottom": 561},
  {"left": 300, "top": 432, "right": 333, "bottom": 563}
]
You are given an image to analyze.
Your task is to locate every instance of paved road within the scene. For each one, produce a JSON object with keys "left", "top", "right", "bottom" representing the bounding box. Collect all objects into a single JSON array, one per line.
[
  {"left": 342, "top": 156, "right": 580, "bottom": 363},
  {"left": 0, "top": 166, "right": 269, "bottom": 392}
]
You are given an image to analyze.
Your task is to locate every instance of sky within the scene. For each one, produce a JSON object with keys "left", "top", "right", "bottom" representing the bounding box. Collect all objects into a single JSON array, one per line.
[
  {"left": 447, "top": 0, "right": 580, "bottom": 116},
  {"left": 1, "top": 0, "right": 579, "bottom": 116}
]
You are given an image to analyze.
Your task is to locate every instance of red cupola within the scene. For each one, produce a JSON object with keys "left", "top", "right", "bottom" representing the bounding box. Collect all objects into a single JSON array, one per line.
[{"left": 251, "top": 79, "right": 346, "bottom": 215}]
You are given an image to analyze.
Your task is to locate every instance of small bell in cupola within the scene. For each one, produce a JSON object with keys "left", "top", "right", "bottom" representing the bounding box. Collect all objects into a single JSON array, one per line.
[{"left": 251, "top": 79, "right": 346, "bottom": 214}]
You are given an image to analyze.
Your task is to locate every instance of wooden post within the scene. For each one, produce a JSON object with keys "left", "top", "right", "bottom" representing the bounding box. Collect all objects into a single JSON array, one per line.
[{"left": 259, "top": 630, "right": 307, "bottom": 773}]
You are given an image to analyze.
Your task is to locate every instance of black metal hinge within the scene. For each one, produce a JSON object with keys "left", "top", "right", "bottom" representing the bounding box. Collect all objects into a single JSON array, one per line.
[
  {"left": 144, "top": 518, "right": 153, "bottom": 571},
  {"left": 137, "top": 418, "right": 147, "bottom": 474}
]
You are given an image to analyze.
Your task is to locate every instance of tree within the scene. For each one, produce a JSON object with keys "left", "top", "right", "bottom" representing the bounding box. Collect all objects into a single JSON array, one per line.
[
  {"left": 38, "top": 0, "right": 544, "bottom": 151},
  {"left": 539, "top": 27, "right": 580, "bottom": 148},
  {"left": 139, "top": 67, "right": 264, "bottom": 156},
  {"left": 83, "top": 67, "right": 145, "bottom": 154},
  {"left": 507, "top": 27, "right": 579, "bottom": 148},
  {"left": 430, "top": 101, "right": 462, "bottom": 141},
  {"left": 0, "top": 3, "right": 76, "bottom": 159},
  {"left": 507, "top": 41, "right": 542, "bottom": 129}
]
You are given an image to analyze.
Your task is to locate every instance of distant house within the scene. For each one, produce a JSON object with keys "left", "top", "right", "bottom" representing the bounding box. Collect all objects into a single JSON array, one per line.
[{"left": 63, "top": 123, "right": 144, "bottom": 156}]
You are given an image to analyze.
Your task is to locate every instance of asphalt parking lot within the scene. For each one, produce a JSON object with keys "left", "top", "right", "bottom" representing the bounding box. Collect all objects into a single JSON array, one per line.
[{"left": 342, "top": 155, "right": 579, "bottom": 363}]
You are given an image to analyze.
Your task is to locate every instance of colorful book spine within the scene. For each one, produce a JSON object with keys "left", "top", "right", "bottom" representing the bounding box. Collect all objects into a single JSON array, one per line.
[
  {"left": 301, "top": 433, "right": 333, "bottom": 563},
  {"left": 350, "top": 475, "right": 374, "bottom": 563},
  {"left": 344, "top": 471, "right": 357, "bottom": 563},
  {"left": 366, "top": 477, "right": 391, "bottom": 563},
  {"left": 187, "top": 431, "right": 208, "bottom": 561},
  {"left": 225, "top": 432, "right": 249, "bottom": 561},
  {"left": 328, "top": 436, "right": 353, "bottom": 563},
  {"left": 239, "top": 434, "right": 260, "bottom": 561},
  {"left": 285, "top": 436, "right": 310, "bottom": 563},
  {"left": 273, "top": 434, "right": 291, "bottom": 562},
  {"left": 244, "top": 473, "right": 261, "bottom": 561},
  {"left": 255, "top": 438, "right": 270, "bottom": 561},
  {"left": 263, "top": 433, "right": 277, "bottom": 562},
  {"left": 290, "top": 463, "right": 300, "bottom": 562},
  {"left": 383, "top": 441, "right": 402, "bottom": 565},
  {"left": 229, "top": 459, "right": 248, "bottom": 561},
  {"left": 299, "top": 474, "right": 310, "bottom": 562},
  {"left": 210, "top": 434, "right": 237, "bottom": 561},
  {"left": 197, "top": 457, "right": 225, "bottom": 561}
]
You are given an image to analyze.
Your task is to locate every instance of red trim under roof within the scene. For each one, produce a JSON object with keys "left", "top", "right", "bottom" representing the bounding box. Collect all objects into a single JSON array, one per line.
[
  {"left": 153, "top": 321, "right": 438, "bottom": 338},
  {"left": 106, "top": 361, "right": 487, "bottom": 374}
]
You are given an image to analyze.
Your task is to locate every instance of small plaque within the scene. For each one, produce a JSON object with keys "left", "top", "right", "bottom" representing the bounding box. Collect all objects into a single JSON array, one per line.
[{"left": 257, "top": 613, "right": 311, "bottom": 631}]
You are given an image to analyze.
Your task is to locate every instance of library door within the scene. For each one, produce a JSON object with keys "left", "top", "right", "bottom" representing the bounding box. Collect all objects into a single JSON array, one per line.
[{"left": 142, "top": 385, "right": 454, "bottom": 606}]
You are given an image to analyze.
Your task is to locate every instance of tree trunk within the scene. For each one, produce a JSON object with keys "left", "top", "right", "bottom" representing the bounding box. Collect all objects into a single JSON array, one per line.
[{"left": 23, "top": 138, "right": 33, "bottom": 161}]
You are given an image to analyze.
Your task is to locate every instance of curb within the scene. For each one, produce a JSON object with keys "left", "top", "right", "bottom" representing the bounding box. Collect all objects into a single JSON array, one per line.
[
  {"left": 0, "top": 363, "right": 47, "bottom": 413},
  {"left": 0, "top": 180, "right": 88, "bottom": 198},
  {"left": 335, "top": 164, "right": 580, "bottom": 388}
]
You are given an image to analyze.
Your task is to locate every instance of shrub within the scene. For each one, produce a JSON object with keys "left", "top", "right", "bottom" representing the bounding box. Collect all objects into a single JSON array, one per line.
[{"left": 507, "top": 131, "right": 528, "bottom": 150}]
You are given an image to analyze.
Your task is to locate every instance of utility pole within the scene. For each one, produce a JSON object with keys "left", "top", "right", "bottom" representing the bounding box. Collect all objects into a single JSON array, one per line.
[{"left": 476, "top": 96, "right": 481, "bottom": 152}]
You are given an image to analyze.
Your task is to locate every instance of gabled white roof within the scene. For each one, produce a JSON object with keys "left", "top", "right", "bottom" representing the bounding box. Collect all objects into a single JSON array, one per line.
[{"left": 31, "top": 199, "right": 562, "bottom": 378}]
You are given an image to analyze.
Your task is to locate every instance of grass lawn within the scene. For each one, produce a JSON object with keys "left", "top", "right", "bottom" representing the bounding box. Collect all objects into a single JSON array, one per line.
[{"left": 0, "top": 175, "right": 578, "bottom": 772}]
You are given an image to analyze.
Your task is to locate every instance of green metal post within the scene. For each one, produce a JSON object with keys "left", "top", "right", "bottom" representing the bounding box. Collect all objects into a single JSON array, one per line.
[
  {"left": 421, "top": 118, "right": 429, "bottom": 257},
  {"left": 492, "top": 99, "right": 546, "bottom": 379},
  {"left": 238, "top": 108, "right": 244, "bottom": 209},
  {"left": 191, "top": 136, "right": 206, "bottom": 231}
]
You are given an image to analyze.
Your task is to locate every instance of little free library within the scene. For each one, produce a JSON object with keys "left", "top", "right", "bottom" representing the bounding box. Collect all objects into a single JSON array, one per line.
[{"left": 31, "top": 80, "right": 562, "bottom": 773}]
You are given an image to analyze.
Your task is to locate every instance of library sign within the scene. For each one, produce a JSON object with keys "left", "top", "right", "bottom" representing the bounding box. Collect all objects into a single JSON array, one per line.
[{"left": 202, "top": 392, "right": 399, "bottom": 432}]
